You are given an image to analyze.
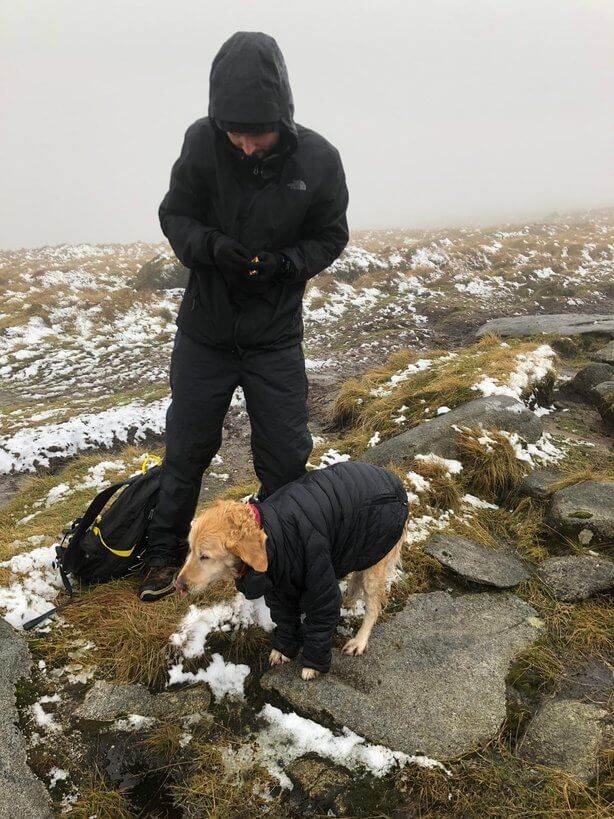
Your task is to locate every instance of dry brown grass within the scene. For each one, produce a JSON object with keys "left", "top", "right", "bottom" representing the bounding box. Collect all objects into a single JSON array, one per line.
[
  {"left": 457, "top": 427, "right": 529, "bottom": 501},
  {"left": 330, "top": 336, "right": 557, "bottom": 449},
  {"left": 32, "top": 580, "right": 191, "bottom": 688},
  {"left": 0, "top": 567, "right": 15, "bottom": 586},
  {"left": 401, "top": 459, "right": 462, "bottom": 512},
  {"left": 171, "top": 734, "right": 283, "bottom": 819},
  {"left": 519, "top": 578, "right": 614, "bottom": 663},
  {"left": 444, "top": 496, "right": 548, "bottom": 563},
  {"left": 69, "top": 768, "right": 132, "bottom": 819},
  {"left": 393, "top": 742, "right": 612, "bottom": 818}
]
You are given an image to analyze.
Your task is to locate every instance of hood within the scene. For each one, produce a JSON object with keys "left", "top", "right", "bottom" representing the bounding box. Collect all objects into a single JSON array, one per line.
[{"left": 208, "top": 31, "right": 298, "bottom": 151}]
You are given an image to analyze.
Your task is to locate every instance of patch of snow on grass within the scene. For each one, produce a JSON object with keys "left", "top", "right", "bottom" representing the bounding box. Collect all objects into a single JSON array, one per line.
[
  {"left": 462, "top": 494, "right": 499, "bottom": 510},
  {"left": 168, "top": 653, "right": 250, "bottom": 701},
  {"left": 312, "top": 449, "right": 351, "bottom": 468},
  {"left": 0, "top": 398, "right": 169, "bottom": 473},
  {"left": 414, "top": 454, "right": 463, "bottom": 475},
  {"left": 170, "top": 596, "right": 273, "bottom": 660},
  {"left": 0, "top": 545, "right": 62, "bottom": 629},
  {"left": 255, "top": 704, "right": 450, "bottom": 789},
  {"left": 471, "top": 344, "right": 556, "bottom": 402}
]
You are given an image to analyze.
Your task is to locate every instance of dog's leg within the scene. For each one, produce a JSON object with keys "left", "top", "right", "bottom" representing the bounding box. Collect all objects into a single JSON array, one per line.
[
  {"left": 342, "top": 570, "right": 363, "bottom": 609},
  {"left": 269, "top": 649, "right": 291, "bottom": 666},
  {"left": 301, "top": 667, "right": 320, "bottom": 681},
  {"left": 342, "top": 536, "right": 403, "bottom": 656}
]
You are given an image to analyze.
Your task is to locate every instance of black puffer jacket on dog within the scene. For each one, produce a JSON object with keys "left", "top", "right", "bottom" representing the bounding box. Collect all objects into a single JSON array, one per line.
[{"left": 235, "top": 461, "right": 409, "bottom": 673}]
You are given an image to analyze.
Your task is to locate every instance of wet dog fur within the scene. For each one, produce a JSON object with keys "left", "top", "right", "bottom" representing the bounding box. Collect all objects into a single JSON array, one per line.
[{"left": 175, "top": 498, "right": 406, "bottom": 681}]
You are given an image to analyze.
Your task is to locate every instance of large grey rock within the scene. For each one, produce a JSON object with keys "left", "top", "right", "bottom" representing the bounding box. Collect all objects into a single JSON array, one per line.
[
  {"left": 261, "top": 592, "right": 543, "bottom": 760},
  {"left": 547, "top": 481, "right": 614, "bottom": 547},
  {"left": 424, "top": 535, "right": 529, "bottom": 588},
  {"left": 591, "top": 341, "right": 614, "bottom": 365},
  {"left": 519, "top": 468, "right": 563, "bottom": 500},
  {"left": 74, "top": 680, "right": 211, "bottom": 722},
  {"left": 570, "top": 363, "right": 614, "bottom": 401},
  {"left": 537, "top": 555, "right": 614, "bottom": 602},
  {"left": 592, "top": 381, "right": 614, "bottom": 428},
  {"left": 0, "top": 620, "right": 52, "bottom": 819},
  {"left": 364, "top": 395, "right": 543, "bottom": 466},
  {"left": 476, "top": 314, "right": 614, "bottom": 339},
  {"left": 132, "top": 253, "right": 189, "bottom": 290},
  {"left": 519, "top": 699, "right": 608, "bottom": 781}
]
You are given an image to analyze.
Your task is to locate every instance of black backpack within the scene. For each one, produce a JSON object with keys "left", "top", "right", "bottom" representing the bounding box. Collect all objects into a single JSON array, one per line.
[{"left": 23, "top": 455, "right": 162, "bottom": 630}]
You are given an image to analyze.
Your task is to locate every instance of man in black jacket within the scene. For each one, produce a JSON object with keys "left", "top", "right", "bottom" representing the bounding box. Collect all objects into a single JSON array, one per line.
[{"left": 140, "top": 31, "right": 349, "bottom": 600}]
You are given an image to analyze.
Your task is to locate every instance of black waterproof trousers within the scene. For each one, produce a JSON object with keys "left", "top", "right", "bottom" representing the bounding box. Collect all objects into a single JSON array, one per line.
[{"left": 145, "top": 328, "right": 312, "bottom": 567}]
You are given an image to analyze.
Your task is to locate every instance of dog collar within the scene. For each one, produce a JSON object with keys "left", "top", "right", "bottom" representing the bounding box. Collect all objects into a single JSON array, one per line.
[{"left": 248, "top": 502, "right": 262, "bottom": 527}]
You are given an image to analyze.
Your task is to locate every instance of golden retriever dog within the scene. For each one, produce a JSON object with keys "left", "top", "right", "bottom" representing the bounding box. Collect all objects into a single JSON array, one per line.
[{"left": 175, "top": 496, "right": 407, "bottom": 681}]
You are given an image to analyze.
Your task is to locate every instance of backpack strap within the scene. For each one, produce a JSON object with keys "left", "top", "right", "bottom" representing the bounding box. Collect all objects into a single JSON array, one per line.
[
  {"left": 22, "top": 478, "right": 132, "bottom": 632},
  {"left": 65, "top": 478, "right": 130, "bottom": 554}
]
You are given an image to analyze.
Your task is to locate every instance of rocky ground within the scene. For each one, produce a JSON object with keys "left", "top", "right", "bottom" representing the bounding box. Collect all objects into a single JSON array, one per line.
[{"left": 0, "top": 209, "right": 612, "bottom": 818}]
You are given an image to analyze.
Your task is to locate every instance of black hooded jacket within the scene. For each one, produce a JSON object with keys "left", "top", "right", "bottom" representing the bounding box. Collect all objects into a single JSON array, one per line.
[
  {"left": 159, "top": 32, "right": 349, "bottom": 352},
  {"left": 235, "top": 462, "right": 409, "bottom": 673}
]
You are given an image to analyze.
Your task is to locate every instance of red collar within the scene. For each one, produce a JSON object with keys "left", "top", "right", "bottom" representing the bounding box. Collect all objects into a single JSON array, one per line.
[
  {"left": 248, "top": 502, "right": 262, "bottom": 527},
  {"left": 237, "top": 503, "right": 263, "bottom": 577}
]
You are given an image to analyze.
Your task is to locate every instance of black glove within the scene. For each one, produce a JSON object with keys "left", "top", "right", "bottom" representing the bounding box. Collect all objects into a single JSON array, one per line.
[
  {"left": 250, "top": 251, "right": 297, "bottom": 284},
  {"left": 211, "top": 233, "right": 253, "bottom": 278}
]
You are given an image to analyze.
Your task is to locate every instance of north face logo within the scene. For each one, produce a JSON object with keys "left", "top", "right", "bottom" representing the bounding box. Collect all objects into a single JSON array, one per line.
[{"left": 287, "top": 179, "right": 307, "bottom": 191}]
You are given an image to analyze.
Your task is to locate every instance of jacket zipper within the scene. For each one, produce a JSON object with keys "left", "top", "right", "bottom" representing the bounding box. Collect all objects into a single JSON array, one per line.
[{"left": 232, "top": 165, "right": 276, "bottom": 353}]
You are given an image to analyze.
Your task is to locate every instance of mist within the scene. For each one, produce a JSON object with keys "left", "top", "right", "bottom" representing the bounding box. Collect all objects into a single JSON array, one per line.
[{"left": 1, "top": 0, "right": 612, "bottom": 249}]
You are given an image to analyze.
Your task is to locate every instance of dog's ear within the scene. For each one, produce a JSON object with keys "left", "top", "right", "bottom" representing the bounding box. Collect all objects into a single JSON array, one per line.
[{"left": 228, "top": 529, "right": 268, "bottom": 572}]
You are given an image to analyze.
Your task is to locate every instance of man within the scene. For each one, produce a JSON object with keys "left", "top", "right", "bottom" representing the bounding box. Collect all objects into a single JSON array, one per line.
[{"left": 140, "top": 31, "right": 349, "bottom": 600}]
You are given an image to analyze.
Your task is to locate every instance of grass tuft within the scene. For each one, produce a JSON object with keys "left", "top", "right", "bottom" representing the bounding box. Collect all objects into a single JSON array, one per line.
[
  {"left": 69, "top": 768, "right": 132, "bottom": 819},
  {"left": 457, "top": 427, "right": 528, "bottom": 501},
  {"left": 32, "top": 579, "right": 191, "bottom": 688}
]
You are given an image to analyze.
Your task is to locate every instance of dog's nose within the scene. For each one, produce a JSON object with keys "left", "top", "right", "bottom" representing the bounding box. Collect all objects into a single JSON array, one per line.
[{"left": 175, "top": 576, "right": 189, "bottom": 595}]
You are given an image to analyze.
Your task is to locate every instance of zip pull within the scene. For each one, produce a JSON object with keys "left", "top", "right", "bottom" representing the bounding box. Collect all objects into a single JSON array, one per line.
[{"left": 253, "top": 166, "right": 260, "bottom": 176}]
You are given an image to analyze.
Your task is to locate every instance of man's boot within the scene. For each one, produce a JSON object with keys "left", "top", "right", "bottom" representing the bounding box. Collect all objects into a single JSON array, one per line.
[{"left": 139, "top": 565, "right": 178, "bottom": 602}]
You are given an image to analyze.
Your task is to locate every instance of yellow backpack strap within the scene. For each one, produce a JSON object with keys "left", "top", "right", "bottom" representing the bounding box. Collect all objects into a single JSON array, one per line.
[{"left": 141, "top": 453, "right": 162, "bottom": 474}]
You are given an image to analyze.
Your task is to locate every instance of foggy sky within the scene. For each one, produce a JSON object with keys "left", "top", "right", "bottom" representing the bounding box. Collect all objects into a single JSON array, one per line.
[{"left": 1, "top": 0, "right": 612, "bottom": 250}]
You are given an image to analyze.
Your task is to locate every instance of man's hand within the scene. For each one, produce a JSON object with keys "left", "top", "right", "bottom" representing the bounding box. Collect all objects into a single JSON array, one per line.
[
  {"left": 244, "top": 251, "right": 297, "bottom": 290},
  {"left": 211, "top": 233, "right": 253, "bottom": 278}
]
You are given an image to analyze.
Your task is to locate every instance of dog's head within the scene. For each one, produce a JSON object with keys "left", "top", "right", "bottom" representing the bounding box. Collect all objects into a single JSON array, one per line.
[{"left": 175, "top": 499, "right": 268, "bottom": 596}]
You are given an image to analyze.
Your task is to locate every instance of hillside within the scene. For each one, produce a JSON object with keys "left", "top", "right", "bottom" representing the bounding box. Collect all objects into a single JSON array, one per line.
[{"left": 0, "top": 210, "right": 612, "bottom": 818}]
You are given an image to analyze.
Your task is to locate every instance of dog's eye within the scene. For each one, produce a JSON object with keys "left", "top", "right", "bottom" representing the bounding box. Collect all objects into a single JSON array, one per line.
[{"left": 199, "top": 554, "right": 209, "bottom": 562}]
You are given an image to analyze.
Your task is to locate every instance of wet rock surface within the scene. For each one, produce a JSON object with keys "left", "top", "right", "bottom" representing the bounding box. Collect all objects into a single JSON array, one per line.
[
  {"left": 262, "top": 592, "right": 543, "bottom": 760},
  {"left": 590, "top": 340, "right": 614, "bottom": 365},
  {"left": 74, "top": 680, "right": 211, "bottom": 722},
  {"left": 364, "top": 395, "right": 542, "bottom": 466},
  {"left": 570, "top": 362, "right": 614, "bottom": 401},
  {"left": 518, "top": 699, "right": 609, "bottom": 782},
  {"left": 0, "top": 620, "right": 52, "bottom": 819},
  {"left": 476, "top": 313, "right": 614, "bottom": 339},
  {"left": 547, "top": 480, "right": 614, "bottom": 547},
  {"left": 537, "top": 555, "right": 614, "bottom": 602},
  {"left": 424, "top": 534, "right": 530, "bottom": 588},
  {"left": 519, "top": 467, "right": 563, "bottom": 499}
]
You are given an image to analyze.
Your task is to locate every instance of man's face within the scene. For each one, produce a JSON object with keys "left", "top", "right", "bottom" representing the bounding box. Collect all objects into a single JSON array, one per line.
[{"left": 226, "top": 130, "right": 280, "bottom": 159}]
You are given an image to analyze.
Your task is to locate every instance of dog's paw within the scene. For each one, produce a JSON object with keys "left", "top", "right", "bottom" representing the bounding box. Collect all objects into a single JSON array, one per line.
[
  {"left": 342, "top": 636, "right": 368, "bottom": 656},
  {"left": 301, "top": 667, "right": 320, "bottom": 681},
  {"left": 269, "top": 649, "right": 291, "bottom": 667}
]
